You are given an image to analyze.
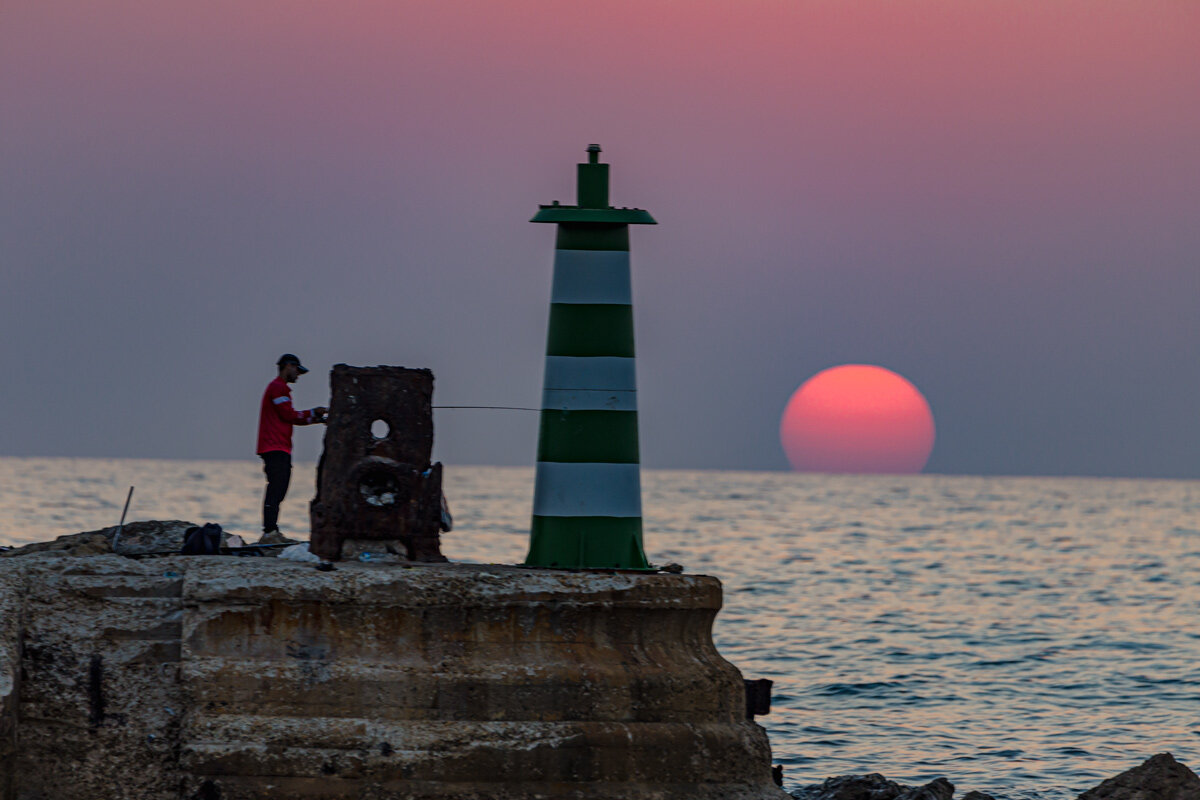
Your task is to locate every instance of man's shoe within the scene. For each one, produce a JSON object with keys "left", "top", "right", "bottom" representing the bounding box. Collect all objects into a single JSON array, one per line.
[{"left": 258, "top": 528, "right": 290, "bottom": 545}]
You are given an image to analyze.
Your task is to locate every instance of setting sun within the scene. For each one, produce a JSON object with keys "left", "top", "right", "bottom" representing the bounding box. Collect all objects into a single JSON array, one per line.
[{"left": 780, "top": 364, "right": 935, "bottom": 474}]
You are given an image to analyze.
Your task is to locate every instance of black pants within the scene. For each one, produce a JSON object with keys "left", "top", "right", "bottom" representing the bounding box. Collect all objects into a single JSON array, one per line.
[{"left": 260, "top": 451, "right": 292, "bottom": 533}]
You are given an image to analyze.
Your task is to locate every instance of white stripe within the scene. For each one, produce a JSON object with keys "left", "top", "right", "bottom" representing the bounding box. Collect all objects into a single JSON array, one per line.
[
  {"left": 543, "top": 356, "right": 636, "bottom": 392},
  {"left": 542, "top": 388, "right": 637, "bottom": 411},
  {"left": 550, "top": 250, "right": 632, "bottom": 305},
  {"left": 533, "top": 462, "right": 642, "bottom": 517},
  {"left": 272, "top": 396, "right": 291, "bottom": 405}
]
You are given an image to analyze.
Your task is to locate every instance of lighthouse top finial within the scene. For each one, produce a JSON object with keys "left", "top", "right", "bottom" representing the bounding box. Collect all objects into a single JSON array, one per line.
[
  {"left": 530, "top": 144, "right": 656, "bottom": 224},
  {"left": 577, "top": 146, "right": 608, "bottom": 208}
]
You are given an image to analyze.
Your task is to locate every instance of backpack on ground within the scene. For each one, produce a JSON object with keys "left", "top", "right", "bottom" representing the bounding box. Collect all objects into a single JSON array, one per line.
[{"left": 181, "top": 523, "right": 224, "bottom": 555}]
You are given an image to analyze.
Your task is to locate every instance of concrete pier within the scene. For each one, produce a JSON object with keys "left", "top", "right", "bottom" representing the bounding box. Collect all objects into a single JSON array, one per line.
[{"left": 0, "top": 554, "right": 786, "bottom": 800}]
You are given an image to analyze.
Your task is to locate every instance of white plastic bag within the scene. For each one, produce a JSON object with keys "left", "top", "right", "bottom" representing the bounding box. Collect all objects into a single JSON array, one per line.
[{"left": 279, "top": 543, "right": 320, "bottom": 563}]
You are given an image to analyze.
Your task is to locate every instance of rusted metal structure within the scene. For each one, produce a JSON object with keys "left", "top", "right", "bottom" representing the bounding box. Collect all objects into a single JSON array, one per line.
[{"left": 309, "top": 364, "right": 446, "bottom": 562}]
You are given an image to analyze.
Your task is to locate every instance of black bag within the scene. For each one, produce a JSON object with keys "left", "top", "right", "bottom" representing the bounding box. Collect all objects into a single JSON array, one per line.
[{"left": 181, "top": 523, "right": 224, "bottom": 555}]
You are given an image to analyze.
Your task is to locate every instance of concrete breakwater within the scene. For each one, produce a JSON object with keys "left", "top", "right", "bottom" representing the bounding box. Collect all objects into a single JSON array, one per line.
[{"left": 0, "top": 548, "right": 786, "bottom": 800}]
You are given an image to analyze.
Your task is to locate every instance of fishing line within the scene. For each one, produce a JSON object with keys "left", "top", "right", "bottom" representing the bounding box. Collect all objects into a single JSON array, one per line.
[{"left": 433, "top": 405, "right": 539, "bottom": 411}]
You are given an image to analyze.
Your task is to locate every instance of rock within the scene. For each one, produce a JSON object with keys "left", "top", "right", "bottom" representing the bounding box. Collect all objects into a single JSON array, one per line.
[
  {"left": 785, "top": 757, "right": 1200, "bottom": 800},
  {"left": 0, "top": 520, "right": 197, "bottom": 558},
  {"left": 789, "top": 773, "right": 898, "bottom": 800},
  {"left": 5, "top": 530, "right": 112, "bottom": 556},
  {"left": 898, "top": 777, "right": 955, "bottom": 800},
  {"left": 790, "top": 774, "right": 953, "bottom": 800},
  {"left": 1077, "top": 752, "right": 1200, "bottom": 800}
]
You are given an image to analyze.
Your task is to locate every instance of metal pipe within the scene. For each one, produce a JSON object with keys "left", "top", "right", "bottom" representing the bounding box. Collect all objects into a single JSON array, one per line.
[{"left": 111, "top": 486, "right": 134, "bottom": 554}]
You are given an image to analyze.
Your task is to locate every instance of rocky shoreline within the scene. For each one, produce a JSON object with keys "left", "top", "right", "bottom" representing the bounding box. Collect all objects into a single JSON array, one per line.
[{"left": 787, "top": 753, "right": 1199, "bottom": 800}]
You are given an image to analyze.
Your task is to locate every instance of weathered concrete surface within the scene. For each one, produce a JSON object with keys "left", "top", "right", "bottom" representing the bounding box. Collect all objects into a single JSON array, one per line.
[
  {"left": 310, "top": 365, "right": 445, "bottom": 563},
  {"left": 1, "top": 555, "right": 786, "bottom": 800},
  {"left": 0, "top": 566, "right": 25, "bottom": 799},
  {"left": 8, "top": 554, "right": 187, "bottom": 799}
]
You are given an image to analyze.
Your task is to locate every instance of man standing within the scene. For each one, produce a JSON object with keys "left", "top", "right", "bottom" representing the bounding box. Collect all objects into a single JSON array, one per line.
[{"left": 257, "top": 354, "right": 328, "bottom": 539}]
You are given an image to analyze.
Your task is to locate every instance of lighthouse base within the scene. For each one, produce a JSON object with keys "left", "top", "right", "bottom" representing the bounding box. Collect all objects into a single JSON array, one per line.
[{"left": 0, "top": 554, "right": 786, "bottom": 800}]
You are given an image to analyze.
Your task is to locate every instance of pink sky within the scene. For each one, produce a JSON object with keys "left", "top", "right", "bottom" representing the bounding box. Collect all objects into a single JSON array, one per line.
[{"left": 2, "top": 1, "right": 1199, "bottom": 475}]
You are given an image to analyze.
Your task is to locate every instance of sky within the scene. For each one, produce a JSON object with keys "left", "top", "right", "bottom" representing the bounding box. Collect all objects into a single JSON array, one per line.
[{"left": 2, "top": 1, "right": 1199, "bottom": 478}]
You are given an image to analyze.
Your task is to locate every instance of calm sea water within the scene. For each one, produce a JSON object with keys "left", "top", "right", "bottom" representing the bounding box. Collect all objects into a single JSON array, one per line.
[{"left": 2, "top": 457, "right": 1198, "bottom": 798}]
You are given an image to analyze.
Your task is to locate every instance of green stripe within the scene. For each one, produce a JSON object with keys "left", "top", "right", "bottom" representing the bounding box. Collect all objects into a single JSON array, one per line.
[
  {"left": 546, "top": 304, "right": 635, "bottom": 357},
  {"left": 537, "top": 410, "right": 639, "bottom": 463},
  {"left": 555, "top": 224, "right": 630, "bottom": 251},
  {"left": 526, "top": 516, "right": 649, "bottom": 570}
]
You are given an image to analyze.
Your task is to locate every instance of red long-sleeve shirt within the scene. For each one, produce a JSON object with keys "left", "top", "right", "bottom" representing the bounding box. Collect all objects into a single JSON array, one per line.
[{"left": 256, "top": 377, "right": 316, "bottom": 455}]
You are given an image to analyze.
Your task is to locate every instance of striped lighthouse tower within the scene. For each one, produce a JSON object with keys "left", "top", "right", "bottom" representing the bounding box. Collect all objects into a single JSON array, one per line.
[{"left": 525, "top": 144, "right": 656, "bottom": 569}]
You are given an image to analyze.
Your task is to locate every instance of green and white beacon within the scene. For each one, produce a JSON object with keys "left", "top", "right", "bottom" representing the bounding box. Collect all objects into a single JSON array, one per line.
[{"left": 525, "top": 144, "right": 657, "bottom": 570}]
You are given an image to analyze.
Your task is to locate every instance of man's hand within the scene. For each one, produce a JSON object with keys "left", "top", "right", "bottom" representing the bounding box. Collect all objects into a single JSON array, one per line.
[{"left": 315, "top": 406, "right": 329, "bottom": 422}]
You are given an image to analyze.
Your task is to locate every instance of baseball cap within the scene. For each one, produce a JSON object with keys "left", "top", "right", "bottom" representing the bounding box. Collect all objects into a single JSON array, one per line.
[{"left": 276, "top": 354, "right": 309, "bottom": 374}]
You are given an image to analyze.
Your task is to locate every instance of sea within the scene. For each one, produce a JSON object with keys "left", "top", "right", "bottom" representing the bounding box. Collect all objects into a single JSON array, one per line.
[{"left": 2, "top": 457, "right": 1198, "bottom": 799}]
